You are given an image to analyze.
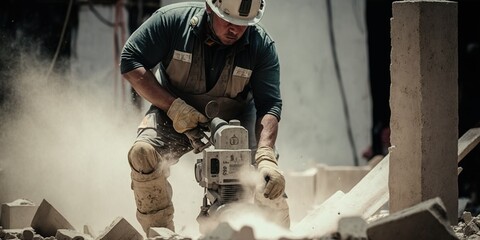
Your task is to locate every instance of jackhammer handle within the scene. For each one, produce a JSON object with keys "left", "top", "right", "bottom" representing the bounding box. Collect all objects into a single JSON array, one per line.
[
  {"left": 185, "top": 129, "right": 211, "bottom": 154},
  {"left": 186, "top": 100, "right": 223, "bottom": 153}
]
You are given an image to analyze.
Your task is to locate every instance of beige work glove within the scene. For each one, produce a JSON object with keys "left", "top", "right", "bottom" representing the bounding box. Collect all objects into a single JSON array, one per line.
[
  {"left": 255, "top": 146, "right": 285, "bottom": 200},
  {"left": 167, "top": 98, "right": 208, "bottom": 133}
]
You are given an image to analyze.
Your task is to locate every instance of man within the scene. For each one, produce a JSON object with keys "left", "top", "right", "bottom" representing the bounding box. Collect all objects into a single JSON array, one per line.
[{"left": 120, "top": 0, "right": 289, "bottom": 234}]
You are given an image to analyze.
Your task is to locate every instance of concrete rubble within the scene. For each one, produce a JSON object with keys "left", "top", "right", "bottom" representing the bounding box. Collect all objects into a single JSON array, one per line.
[
  {"left": 367, "top": 197, "right": 458, "bottom": 240},
  {"left": 1, "top": 196, "right": 478, "bottom": 240},
  {"left": 1, "top": 134, "right": 479, "bottom": 240},
  {"left": 0, "top": 154, "right": 389, "bottom": 240},
  {"left": 1, "top": 128, "right": 479, "bottom": 239},
  {"left": 1, "top": 199, "right": 36, "bottom": 229},
  {"left": 454, "top": 211, "right": 480, "bottom": 240},
  {"left": 30, "top": 200, "right": 75, "bottom": 237},
  {"left": 0, "top": 199, "right": 145, "bottom": 240}
]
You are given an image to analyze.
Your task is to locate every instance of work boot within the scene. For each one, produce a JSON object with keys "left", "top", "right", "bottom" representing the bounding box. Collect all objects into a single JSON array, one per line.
[
  {"left": 136, "top": 204, "right": 175, "bottom": 232},
  {"left": 128, "top": 141, "right": 175, "bottom": 233},
  {"left": 254, "top": 192, "right": 291, "bottom": 229}
]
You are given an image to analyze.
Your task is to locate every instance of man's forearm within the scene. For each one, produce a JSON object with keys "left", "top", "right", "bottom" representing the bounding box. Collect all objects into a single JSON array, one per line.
[
  {"left": 255, "top": 113, "right": 285, "bottom": 200},
  {"left": 122, "top": 67, "right": 176, "bottom": 112},
  {"left": 256, "top": 114, "right": 279, "bottom": 149}
]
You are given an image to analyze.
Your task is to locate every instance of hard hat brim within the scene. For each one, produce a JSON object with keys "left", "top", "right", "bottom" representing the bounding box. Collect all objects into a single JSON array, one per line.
[{"left": 206, "top": 0, "right": 265, "bottom": 26}]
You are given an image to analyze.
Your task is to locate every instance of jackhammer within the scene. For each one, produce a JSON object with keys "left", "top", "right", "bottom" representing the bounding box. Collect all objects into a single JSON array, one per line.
[{"left": 193, "top": 114, "right": 256, "bottom": 234}]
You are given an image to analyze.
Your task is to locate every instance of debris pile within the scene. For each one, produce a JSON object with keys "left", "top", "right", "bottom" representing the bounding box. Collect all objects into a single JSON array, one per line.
[
  {"left": 0, "top": 199, "right": 145, "bottom": 240},
  {"left": 454, "top": 211, "right": 480, "bottom": 240},
  {"left": 2, "top": 196, "right": 480, "bottom": 240}
]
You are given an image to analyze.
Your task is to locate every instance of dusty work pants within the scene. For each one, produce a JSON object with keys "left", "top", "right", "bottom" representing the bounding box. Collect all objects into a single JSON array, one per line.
[{"left": 128, "top": 107, "right": 192, "bottom": 234}]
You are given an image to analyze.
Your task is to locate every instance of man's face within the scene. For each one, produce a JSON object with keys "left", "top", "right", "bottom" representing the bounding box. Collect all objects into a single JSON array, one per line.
[{"left": 210, "top": 13, "right": 248, "bottom": 45}]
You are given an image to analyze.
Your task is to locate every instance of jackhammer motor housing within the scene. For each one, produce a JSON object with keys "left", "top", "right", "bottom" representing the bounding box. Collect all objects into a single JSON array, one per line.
[{"left": 195, "top": 118, "right": 254, "bottom": 225}]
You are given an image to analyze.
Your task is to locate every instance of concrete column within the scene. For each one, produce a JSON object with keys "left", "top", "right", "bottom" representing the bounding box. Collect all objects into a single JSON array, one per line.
[{"left": 389, "top": 0, "right": 458, "bottom": 224}]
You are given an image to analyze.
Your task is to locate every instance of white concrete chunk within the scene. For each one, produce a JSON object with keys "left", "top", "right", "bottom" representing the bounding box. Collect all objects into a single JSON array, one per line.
[{"left": 1, "top": 199, "right": 37, "bottom": 229}]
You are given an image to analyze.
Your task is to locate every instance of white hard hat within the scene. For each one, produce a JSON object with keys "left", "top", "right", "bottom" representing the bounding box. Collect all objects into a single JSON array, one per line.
[{"left": 206, "top": 0, "right": 265, "bottom": 26}]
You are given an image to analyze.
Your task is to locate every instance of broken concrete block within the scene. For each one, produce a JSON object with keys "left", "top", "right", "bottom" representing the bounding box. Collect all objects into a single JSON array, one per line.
[
  {"left": 55, "top": 229, "right": 93, "bottom": 240},
  {"left": 367, "top": 197, "right": 458, "bottom": 240},
  {"left": 1, "top": 227, "right": 35, "bottom": 239},
  {"left": 463, "top": 211, "right": 474, "bottom": 224},
  {"left": 367, "top": 155, "right": 384, "bottom": 168},
  {"left": 366, "top": 209, "right": 389, "bottom": 224},
  {"left": 284, "top": 167, "right": 317, "bottom": 223},
  {"left": 475, "top": 218, "right": 480, "bottom": 228},
  {"left": 200, "top": 222, "right": 236, "bottom": 240},
  {"left": 291, "top": 190, "right": 351, "bottom": 239},
  {"left": 148, "top": 227, "right": 191, "bottom": 239},
  {"left": 148, "top": 227, "right": 175, "bottom": 238},
  {"left": 83, "top": 225, "right": 95, "bottom": 238},
  {"left": 468, "top": 234, "right": 480, "bottom": 240},
  {"left": 3, "top": 232, "right": 17, "bottom": 239},
  {"left": 1, "top": 199, "right": 37, "bottom": 229},
  {"left": 337, "top": 216, "right": 367, "bottom": 240},
  {"left": 31, "top": 199, "right": 75, "bottom": 237},
  {"left": 458, "top": 128, "right": 480, "bottom": 163},
  {"left": 22, "top": 228, "right": 35, "bottom": 240},
  {"left": 232, "top": 226, "right": 255, "bottom": 240},
  {"left": 0, "top": 228, "right": 27, "bottom": 239},
  {"left": 315, "top": 164, "right": 371, "bottom": 205},
  {"left": 455, "top": 232, "right": 466, "bottom": 240},
  {"left": 293, "top": 154, "right": 390, "bottom": 238},
  {"left": 465, "top": 221, "right": 480, "bottom": 237},
  {"left": 96, "top": 217, "right": 143, "bottom": 240}
]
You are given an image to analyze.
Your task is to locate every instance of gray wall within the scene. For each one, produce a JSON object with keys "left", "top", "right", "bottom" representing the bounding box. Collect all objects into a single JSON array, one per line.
[
  {"left": 260, "top": 0, "right": 371, "bottom": 169},
  {"left": 144, "top": 0, "right": 371, "bottom": 169}
]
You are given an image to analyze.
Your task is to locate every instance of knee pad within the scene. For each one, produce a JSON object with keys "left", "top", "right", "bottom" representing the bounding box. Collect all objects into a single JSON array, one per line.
[{"left": 128, "top": 141, "right": 161, "bottom": 174}]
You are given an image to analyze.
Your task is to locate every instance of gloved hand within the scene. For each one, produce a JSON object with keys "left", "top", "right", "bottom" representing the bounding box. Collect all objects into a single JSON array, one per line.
[
  {"left": 255, "top": 146, "right": 285, "bottom": 200},
  {"left": 167, "top": 98, "right": 209, "bottom": 133},
  {"left": 184, "top": 128, "right": 211, "bottom": 154}
]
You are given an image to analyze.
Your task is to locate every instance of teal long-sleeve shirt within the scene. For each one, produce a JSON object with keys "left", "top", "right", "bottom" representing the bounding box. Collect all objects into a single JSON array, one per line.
[{"left": 120, "top": 2, "right": 282, "bottom": 120}]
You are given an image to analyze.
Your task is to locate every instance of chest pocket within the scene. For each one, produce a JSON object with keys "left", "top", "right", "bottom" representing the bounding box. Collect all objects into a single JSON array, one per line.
[
  {"left": 165, "top": 37, "right": 253, "bottom": 98},
  {"left": 228, "top": 66, "right": 252, "bottom": 98},
  {"left": 166, "top": 50, "right": 206, "bottom": 93}
]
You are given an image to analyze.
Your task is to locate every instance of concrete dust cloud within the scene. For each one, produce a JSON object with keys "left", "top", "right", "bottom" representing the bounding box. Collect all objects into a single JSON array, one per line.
[
  {"left": 210, "top": 202, "right": 302, "bottom": 240},
  {"left": 172, "top": 141, "right": 294, "bottom": 239},
  {"left": 0, "top": 56, "right": 142, "bottom": 234},
  {"left": 189, "top": 165, "right": 299, "bottom": 239},
  {"left": 0, "top": 55, "right": 289, "bottom": 239}
]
